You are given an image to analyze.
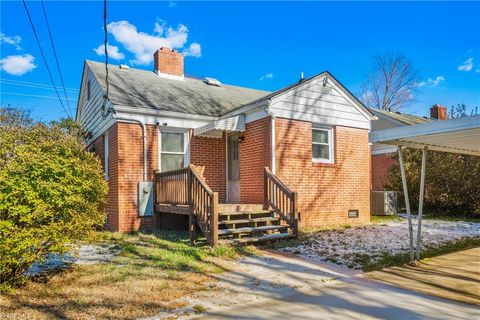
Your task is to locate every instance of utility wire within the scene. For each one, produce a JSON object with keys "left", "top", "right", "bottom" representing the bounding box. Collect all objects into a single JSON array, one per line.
[
  {"left": 22, "top": 0, "right": 72, "bottom": 119},
  {"left": 102, "top": 0, "right": 111, "bottom": 118},
  {"left": 2, "top": 92, "right": 77, "bottom": 102},
  {"left": 1, "top": 80, "right": 79, "bottom": 93},
  {"left": 1, "top": 78, "right": 79, "bottom": 91},
  {"left": 40, "top": 0, "right": 73, "bottom": 115}
]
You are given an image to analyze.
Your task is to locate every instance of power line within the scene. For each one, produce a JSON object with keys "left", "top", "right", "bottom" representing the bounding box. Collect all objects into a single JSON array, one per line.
[
  {"left": 40, "top": 0, "right": 73, "bottom": 115},
  {"left": 1, "top": 80, "right": 79, "bottom": 93},
  {"left": 1, "top": 78, "right": 79, "bottom": 91},
  {"left": 2, "top": 91, "right": 77, "bottom": 102},
  {"left": 101, "top": 0, "right": 111, "bottom": 118},
  {"left": 22, "top": 0, "right": 72, "bottom": 119}
]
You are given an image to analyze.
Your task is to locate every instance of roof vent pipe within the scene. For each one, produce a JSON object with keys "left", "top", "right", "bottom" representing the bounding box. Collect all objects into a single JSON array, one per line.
[{"left": 299, "top": 71, "right": 305, "bottom": 83}]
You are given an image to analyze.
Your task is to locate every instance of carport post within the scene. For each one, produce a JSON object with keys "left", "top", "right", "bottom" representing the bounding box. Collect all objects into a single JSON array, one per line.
[
  {"left": 397, "top": 146, "right": 415, "bottom": 261},
  {"left": 416, "top": 147, "right": 428, "bottom": 260}
]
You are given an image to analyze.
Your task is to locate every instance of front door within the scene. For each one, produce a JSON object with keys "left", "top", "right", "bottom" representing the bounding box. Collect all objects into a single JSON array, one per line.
[{"left": 227, "top": 134, "right": 240, "bottom": 202}]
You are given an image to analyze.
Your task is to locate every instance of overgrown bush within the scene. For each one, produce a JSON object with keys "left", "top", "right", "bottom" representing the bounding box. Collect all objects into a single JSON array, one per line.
[
  {"left": 0, "top": 108, "right": 108, "bottom": 290},
  {"left": 385, "top": 149, "right": 480, "bottom": 217}
]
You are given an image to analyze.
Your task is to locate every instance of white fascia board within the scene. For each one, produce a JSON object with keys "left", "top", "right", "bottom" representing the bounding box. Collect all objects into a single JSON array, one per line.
[
  {"left": 369, "top": 115, "right": 480, "bottom": 144},
  {"left": 114, "top": 110, "right": 211, "bottom": 129}
]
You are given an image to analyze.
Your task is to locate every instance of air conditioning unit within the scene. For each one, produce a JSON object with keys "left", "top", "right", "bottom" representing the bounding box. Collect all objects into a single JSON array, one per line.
[{"left": 371, "top": 191, "right": 397, "bottom": 216}]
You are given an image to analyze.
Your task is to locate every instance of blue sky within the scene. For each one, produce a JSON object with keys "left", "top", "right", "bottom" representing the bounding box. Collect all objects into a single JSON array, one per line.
[{"left": 1, "top": 1, "right": 479, "bottom": 120}]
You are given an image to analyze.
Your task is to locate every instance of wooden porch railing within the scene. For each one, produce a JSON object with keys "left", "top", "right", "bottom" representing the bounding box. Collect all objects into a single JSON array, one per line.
[
  {"left": 154, "top": 165, "right": 219, "bottom": 246},
  {"left": 263, "top": 167, "right": 299, "bottom": 237}
]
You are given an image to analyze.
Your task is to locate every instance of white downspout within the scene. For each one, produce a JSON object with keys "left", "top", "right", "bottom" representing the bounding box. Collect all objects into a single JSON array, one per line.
[
  {"left": 265, "top": 106, "right": 276, "bottom": 174},
  {"left": 115, "top": 116, "right": 148, "bottom": 181}
]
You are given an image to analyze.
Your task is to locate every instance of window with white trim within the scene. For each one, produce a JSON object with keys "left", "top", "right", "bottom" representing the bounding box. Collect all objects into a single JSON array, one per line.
[
  {"left": 160, "top": 131, "right": 186, "bottom": 171},
  {"left": 312, "top": 127, "right": 334, "bottom": 163}
]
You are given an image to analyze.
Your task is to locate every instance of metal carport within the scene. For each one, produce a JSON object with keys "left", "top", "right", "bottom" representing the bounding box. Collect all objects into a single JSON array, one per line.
[{"left": 369, "top": 115, "right": 480, "bottom": 260}]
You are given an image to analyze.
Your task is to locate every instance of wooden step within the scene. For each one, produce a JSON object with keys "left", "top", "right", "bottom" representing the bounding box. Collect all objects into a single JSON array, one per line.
[
  {"left": 220, "top": 232, "right": 292, "bottom": 245},
  {"left": 219, "top": 211, "right": 273, "bottom": 221},
  {"left": 218, "top": 217, "right": 279, "bottom": 225},
  {"left": 218, "top": 203, "right": 264, "bottom": 213},
  {"left": 219, "top": 210, "right": 271, "bottom": 216},
  {"left": 218, "top": 225, "right": 289, "bottom": 235}
]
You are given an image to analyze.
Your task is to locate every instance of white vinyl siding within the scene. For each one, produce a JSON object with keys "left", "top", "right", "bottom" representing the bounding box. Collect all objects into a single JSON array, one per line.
[
  {"left": 159, "top": 130, "right": 188, "bottom": 172},
  {"left": 268, "top": 77, "right": 371, "bottom": 130},
  {"left": 312, "top": 127, "right": 334, "bottom": 163}
]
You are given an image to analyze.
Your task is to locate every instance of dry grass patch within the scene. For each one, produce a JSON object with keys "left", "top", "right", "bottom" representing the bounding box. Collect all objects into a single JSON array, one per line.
[{"left": 0, "top": 231, "right": 254, "bottom": 320}]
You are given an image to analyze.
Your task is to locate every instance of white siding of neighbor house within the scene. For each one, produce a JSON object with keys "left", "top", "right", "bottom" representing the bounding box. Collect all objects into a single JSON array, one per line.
[
  {"left": 268, "top": 77, "right": 371, "bottom": 130},
  {"left": 77, "top": 64, "right": 116, "bottom": 142},
  {"left": 370, "top": 115, "right": 403, "bottom": 154}
]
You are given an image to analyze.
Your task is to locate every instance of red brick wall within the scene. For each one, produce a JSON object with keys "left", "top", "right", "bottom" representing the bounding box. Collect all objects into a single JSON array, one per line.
[
  {"left": 240, "top": 117, "right": 271, "bottom": 203},
  {"left": 371, "top": 153, "right": 397, "bottom": 191},
  {"left": 275, "top": 118, "right": 371, "bottom": 227},
  {"left": 189, "top": 132, "right": 227, "bottom": 202}
]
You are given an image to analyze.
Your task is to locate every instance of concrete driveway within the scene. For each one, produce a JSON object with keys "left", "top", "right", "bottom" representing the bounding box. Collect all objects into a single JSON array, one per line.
[{"left": 176, "top": 250, "right": 480, "bottom": 320}]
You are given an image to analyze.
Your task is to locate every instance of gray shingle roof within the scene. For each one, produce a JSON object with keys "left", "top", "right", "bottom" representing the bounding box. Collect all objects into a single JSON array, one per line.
[
  {"left": 87, "top": 60, "right": 271, "bottom": 117},
  {"left": 368, "top": 108, "right": 432, "bottom": 125}
]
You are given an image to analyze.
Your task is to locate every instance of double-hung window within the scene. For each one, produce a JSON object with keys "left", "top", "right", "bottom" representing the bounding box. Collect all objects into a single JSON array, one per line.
[
  {"left": 312, "top": 127, "right": 334, "bottom": 163},
  {"left": 160, "top": 131, "right": 186, "bottom": 171}
]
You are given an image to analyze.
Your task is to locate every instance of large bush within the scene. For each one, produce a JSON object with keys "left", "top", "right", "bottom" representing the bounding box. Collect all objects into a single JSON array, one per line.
[
  {"left": 0, "top": 108, "right": 108, "bottom": 289},
  {"left": 385, "top": 149, "right": 480, "bottom": 216}
]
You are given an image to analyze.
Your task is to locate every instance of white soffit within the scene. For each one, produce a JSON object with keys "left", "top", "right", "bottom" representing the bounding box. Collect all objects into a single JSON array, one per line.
[
  {"left": 194, "top": 115, "right": 245, "bottom": 138},
  {"left": 369, "top": 115, "right": 480, "bottom": 156}
]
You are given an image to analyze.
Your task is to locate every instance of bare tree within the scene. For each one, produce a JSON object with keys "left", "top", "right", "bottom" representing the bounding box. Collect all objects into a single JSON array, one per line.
[{"left": 360, "top": 52, "right": 419, "bottom": 111}]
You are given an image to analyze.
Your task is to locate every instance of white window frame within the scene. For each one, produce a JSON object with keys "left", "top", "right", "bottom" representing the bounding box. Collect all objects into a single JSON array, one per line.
[
  {"left": 158, "top": 128, "right": 189, "bottom": 172},
  {"left": 104, "top": 131, "right": 109, "bottom": 179},
  {"left": 312, "top": 126, "right": 334, "bottom": 164}
]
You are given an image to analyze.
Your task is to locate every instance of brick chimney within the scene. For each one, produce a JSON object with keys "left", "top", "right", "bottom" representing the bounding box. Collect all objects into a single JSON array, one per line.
[
  {"left": 430, "top": 104, "right": 448, "bottom": 120},
  {"left": 154, "top": 47, "right": 184, "bottom": 79}
]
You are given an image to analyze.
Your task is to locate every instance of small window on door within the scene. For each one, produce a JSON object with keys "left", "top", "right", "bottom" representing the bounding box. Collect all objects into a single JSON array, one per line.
[{"left": 160, "top": 132, "right": 185, "bottom": 171}]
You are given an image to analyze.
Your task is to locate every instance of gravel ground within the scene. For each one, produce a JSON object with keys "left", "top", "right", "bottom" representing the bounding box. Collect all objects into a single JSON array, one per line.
[{"left": 280, "top": 216, "right": 480, "bottom": 269}]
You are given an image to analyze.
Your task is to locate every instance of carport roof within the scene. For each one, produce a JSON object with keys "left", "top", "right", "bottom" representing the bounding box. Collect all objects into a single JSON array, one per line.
[{"left": 369, "top": 115, "right": 480, "bottom": 156}]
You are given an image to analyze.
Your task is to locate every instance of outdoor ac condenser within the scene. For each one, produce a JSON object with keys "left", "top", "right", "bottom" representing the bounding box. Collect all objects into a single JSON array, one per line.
[{"left": 371, "top": 191, "right": 397, "bottom": 216}]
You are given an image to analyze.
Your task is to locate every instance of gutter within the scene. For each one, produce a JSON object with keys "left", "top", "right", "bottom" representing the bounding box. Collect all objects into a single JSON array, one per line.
[{"left": 265, "top": 102, "right": 276, "bottom": 174}]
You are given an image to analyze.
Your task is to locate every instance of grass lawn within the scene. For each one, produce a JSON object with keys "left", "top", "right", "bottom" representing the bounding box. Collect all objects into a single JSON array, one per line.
[{"left": 0, "top": 231, "right": 254, "bottom": 320}]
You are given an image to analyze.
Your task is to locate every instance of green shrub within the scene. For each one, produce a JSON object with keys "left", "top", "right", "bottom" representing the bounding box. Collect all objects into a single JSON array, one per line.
[
  {"left": 0, "top": 108, "right": 108, "bottom": 290},
  {"left": 386, "top": 148, "right": 480, "bottom": 217}
]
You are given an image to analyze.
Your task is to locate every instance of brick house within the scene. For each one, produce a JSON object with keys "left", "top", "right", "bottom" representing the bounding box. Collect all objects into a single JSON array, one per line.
[
  {"left": 369, "top": 105, "right": 447, "bottom": 191},
  {"left": 76, "top": 47, "right": 376, "bottom": 242}
]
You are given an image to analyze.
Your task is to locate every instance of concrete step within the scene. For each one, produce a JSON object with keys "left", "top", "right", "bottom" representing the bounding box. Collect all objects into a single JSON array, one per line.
[
  {"left": 218, "top": 217, "right": 279, "bottom": 226},
  {"left": 218, "top": 225, "right": 289, "bottom": 235},
  {"left": 220, "top": 232, "right": 292, "bottom": 245},
  {"left": 218, "top": 203, "right": 264, "bottom": 213}
]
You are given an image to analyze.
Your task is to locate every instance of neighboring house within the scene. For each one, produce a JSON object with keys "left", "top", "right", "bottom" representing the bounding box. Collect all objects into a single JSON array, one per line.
[
  {"left": 76, "top": 47, "right": 375, "bottom": 237},
  {"left": 369, "top": 105, "right": 447, "bottom": 191}
]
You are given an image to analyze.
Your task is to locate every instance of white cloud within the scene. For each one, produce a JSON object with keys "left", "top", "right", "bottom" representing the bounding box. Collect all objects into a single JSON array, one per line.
[
  {"left": 416, "top": 75, "right": 445, "bottom": 88},
  {"left": 259, "top": 72, "right": 273, "bottom": 81},
  {"left": 93, "top": 44, "right": 125, "bottom": 60},
  {"left": 183, "top": 42, "right": 201, "bottom": 57},
  {"left": 458, "top": 58, "right": 474, "bottom": 72},
  {"left": 168, "top": 1, "right": 176, "bottom": 8},
  {"left": 106, "top": 20, "right": 201, "bottom": 65},
  {"left": 0, "top": 33, "right": 22, "bottom": 50},
  {"left": 0, "top": 54, "right": 37, "bottom": 76}
]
